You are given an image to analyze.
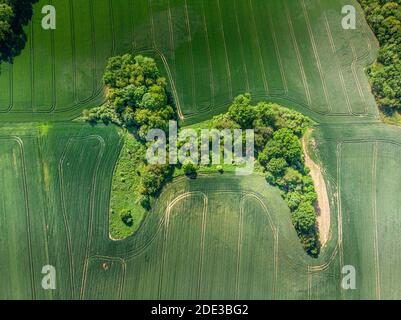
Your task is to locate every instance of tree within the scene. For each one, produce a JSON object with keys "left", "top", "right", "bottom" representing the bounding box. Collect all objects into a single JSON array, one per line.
[
  {"left": 139, "top": 164, "right": 171, "bottom": 196},
  {"left": 254, "top": 102, "right": 276, "bottom": 127},
  {"left": 88, "top": 54, "right": 175, "bottom": 138},
  {"left": 0, "top": 0, "right": 38, "bottom": 62},
  {"left": 183, "top": 160, "right": 197, "bottom": 178},
  {"left": 120, "top": 209, "right": 134, "bottom": 226},
  {"left": 138, "top": 195, "right": 151, "bottom": 210},
  {"left": 292, "top": 202, "right": 317, "bottom": 234},
  {"left": 228, "top": 93, "right": 255, "bottom": 129},
  {"left": 0, "top": 3, "right": 13, "bottom": 41},
  {"left": 259, "top": 128, "right": 302, "bottom": 166},
  {"left": 266, "top": 157, "right": 288, "bottom": 177},
  {"left": 359, "top": 0, "right": 401, "bottom": 112},
  {"left": 279, "top": 167, "right": 303, "bottom": 191}
]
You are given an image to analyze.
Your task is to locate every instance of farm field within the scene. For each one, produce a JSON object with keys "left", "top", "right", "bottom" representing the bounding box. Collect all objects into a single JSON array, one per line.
[
  {"left": 1, "top": 122, "right": 401, "bottom": 299},
  {"left": 0, "top": 0, "right": 378, "bottom": 123},
  {"left": 0, "top": 124, "right": 340, "bottom": 299},
  {"left": 1, "top": 0, "right": 401, "bottom": 300}
]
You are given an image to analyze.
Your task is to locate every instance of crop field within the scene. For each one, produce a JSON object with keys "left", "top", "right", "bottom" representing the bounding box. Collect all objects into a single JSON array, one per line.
[
  {"left": 2, "top": 122, "right": 401, "bottom": 299},
  {"left": 0, "top": 126, "right": 341, "bottom": 300},
  {"left": 0, "top": 0, "right": 378, "bottom": 123},
  {"left": 2, "top": 0, "right": 401, "bottom": 300}
]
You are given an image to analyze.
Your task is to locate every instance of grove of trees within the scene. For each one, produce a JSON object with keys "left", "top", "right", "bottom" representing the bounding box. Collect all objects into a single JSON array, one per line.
[
  {"left": 215, "top": 94, "right": 320, "bottom": 257},
  {"left": 84, "top": 55, "right": 320, "bottom": 256},
  {"left": 359, "top": 0, "right": 401, "bottom": 113}
]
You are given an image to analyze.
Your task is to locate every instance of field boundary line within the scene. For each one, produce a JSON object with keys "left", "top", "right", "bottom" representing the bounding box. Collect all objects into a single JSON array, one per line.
[
  {"left": 248, "top": 0, "right": 269, "bottom": 95},
  {"left": 216, "top": 0, "right": 233, "bottom": 100},
  {"left": 268, "top": 14, "right": 288, "bottom": 95},
  {"left": 68, "top": 0, "right": 77, "bottom": 104},
  {"left": 29, "top": 20, "right": 34, "bottom": 112},
  {"left": 308, "top": 266, "right": 312, "bottom": 300},
  {"left": 154, "top": 48, "right": 184, "bottom": 120},
  {"left": 233, "top": 0, "right": 250, "bottom": 93},
  {"left": 372, "top": 142, "right": 381, "bottom": 300},
  {"left": 284, "top": 3, "right": 312, "bottom": 106},
  {"left": 183, "top": 0, "right": 197, "bottom": 109},
  {"left": 0, "top": 62, "right": 14, "bottom": 112},
  {"left": 336, "top": 142, "right": 345, "bottom": 300},
  {"left": 166, "top": 0, "right": 177, "bottom": 81},
  {"left": 58, "top": 138, "right": 77, "bottom": 298},
  {"left": 1, "top": 137, "right": 36, "bottom": 299},
  {"left": 148, "top": 0, "right": 157, "bottom": 50},
  {"left": 89, "top": 0, "right": 97, "bottom": 100},
  {"left": 235, "top": 195, "right": 245, "bottom": 299},
  {"left": 322, "top": 11, "right": 356, "bottom": 117},
  {"left": 200, "top": 0, "right": 216, "bottom": 107},
  {"left": 300, "top": 0, "right": 332, "bottom": 113},
  {"left": 79, "top": 135, "right": 106, "bottom": 299},
  {"left": 196, "top": 193, "right": 208, "bottom": 299},
  {"left": 350, "top": 45, "right": 368, "bottom": 115}
]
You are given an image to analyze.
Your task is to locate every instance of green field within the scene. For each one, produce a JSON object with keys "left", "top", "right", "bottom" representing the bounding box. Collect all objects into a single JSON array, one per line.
[
  {"left": 2, "top": 0, "right": 401, "bottom": 300},
  {"left": 0, "top": 0, "right": 378, "bottom": 123}
]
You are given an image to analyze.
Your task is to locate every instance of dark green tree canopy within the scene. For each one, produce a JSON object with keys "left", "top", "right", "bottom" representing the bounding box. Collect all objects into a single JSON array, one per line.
[
  {"left": 0, "top": 0, "right": 38, "bottom": 62},
  {"left": 359, "top": 0, "right": 401, "bottom": 112},
  {"left": 84, "top": 54, "right": 176, "bottom": 139}
]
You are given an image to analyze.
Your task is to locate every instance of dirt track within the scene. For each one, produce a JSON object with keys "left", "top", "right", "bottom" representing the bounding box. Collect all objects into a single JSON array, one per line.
[{"left": 302, "top": 132, "right": 330, "bottom": 247}]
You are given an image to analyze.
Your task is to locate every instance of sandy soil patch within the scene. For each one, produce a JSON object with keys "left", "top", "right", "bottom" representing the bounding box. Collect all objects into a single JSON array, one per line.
[{"left": 302, "top": 132, "right": 330, "bottom": 247}]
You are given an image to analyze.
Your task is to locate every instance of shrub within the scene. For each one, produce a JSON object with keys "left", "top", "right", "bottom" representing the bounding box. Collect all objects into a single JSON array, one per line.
[
  {"left": 120, "top": 210, "right": 134, "bottom": 226},
  {"left": 138, "top": 195, "right": 151, "bottom": 210},
  {"left": 292, "top": 202, "right": 317, "bottom": 234},
  {"left": 183, "top": 161, "right": 198, "bottom": 178}
]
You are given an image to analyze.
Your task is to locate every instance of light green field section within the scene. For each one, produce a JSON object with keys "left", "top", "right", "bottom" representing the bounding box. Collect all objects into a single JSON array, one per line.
[
  {"left": 0, "top": 0, "right": 378, "bottom": 123},
  {"left": 2, "top": 122, "right": 401, "bottom": 299}
]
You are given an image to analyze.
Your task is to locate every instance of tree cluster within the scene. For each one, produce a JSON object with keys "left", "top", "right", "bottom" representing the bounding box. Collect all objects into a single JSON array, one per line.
[
  {"left": 83, "top": 55, "right": 177, "bottom": 215},
  {"left": 0, "top": 0, "right": 38, "bottom": 63},
  {"left": 83, "top": 54, "right": 176, "bottom": 139},
  {"left": 213, "top": 94, "right": 319, "bottom": 257},
  {"left": 359, "top": 0, "right": 401, "bottom": 112}
]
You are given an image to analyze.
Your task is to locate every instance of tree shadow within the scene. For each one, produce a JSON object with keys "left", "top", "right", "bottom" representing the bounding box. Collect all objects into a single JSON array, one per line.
[{"left": 0, "top": 0, "right": 39, "bottom": 64}]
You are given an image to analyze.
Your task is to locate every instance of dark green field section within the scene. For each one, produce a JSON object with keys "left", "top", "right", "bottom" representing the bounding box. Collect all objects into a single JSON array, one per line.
[
  {"left": 0, "top": 0, "right": 378, "bottom": 123},
  {"left": 2, "top": 123, "right": 401, "bottom": 299}
]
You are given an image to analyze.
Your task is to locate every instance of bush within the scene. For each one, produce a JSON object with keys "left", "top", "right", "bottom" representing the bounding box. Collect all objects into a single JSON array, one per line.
[
  {"left": 228, "top": 93, "right": 255, "bottom": 129},
  {"left": 183, "top": 161, "right": 198, "bottom": 178},
  {"left": 139, "top": 164, "right": 171, "bottom": 196},
  {"left": 120, "top": 210, "right": 134, "bottom": 227},
  {"left": 292, "top": 202, "right": 317, "bottom": 234},
  {"left": 138, "top": 195, "right": 151, "bottom": 210},
  {"left": 266, "top": 157, "right": 288, "bottom": 177},
  {"left": 86, "top": 54, "right": 176, "bottom": 139}
]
